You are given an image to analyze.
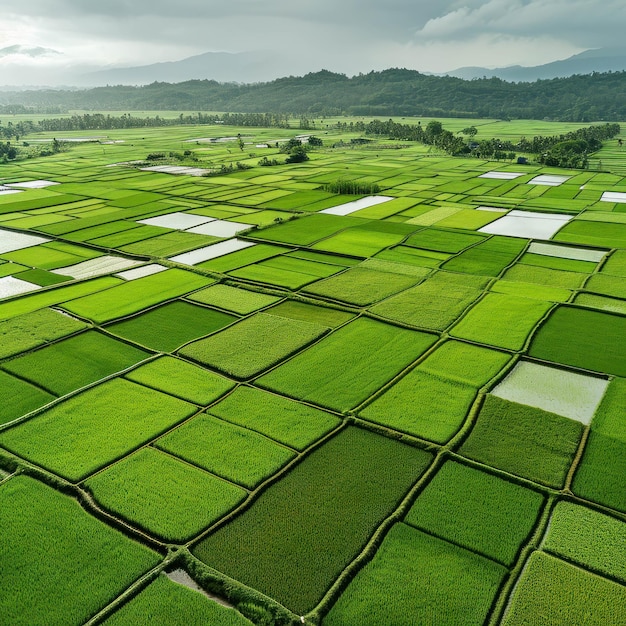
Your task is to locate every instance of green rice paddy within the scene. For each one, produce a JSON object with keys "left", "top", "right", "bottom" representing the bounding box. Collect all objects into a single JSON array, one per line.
[{"left": 1, "top": 115, "right": 625, "bottom": 624}]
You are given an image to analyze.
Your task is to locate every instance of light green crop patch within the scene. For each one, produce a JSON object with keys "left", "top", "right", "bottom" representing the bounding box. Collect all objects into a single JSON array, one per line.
[
  {"left": 542, "top": 500, "right": 626, "bottom": 583},
  {"left": 102, "top": 574, "right": 253, "bottom": 626},
  {"left": 187, "top": 283, "right": 281, "bottom": 314},
  {"left": 62, "top": 269, "right": 213, "bottom": 324},
  {"left": 324, "top": 523, "right": 506, "bottom": 626},
  {"left": 0, "top": 307, "right": 87, "bottom": 359},
  {"left": 179, "top": 312, "right": 328, "bottom": 379},
  {"left": 360, "top": 341, "right": 510, "bottom": 443},
  {"left": 502, "top": 552, "right": 626, "bottom": 626},
  {"left": 0, "top": 475, "right": 160, "bottom": 625},
  {"left": 156, "top": 413, "right": 295, "bottom": 489},
  {"left": 0, "top": 378, "right": 197, "bottom": 481},
  {"left": 125, "top": 356, "right": 235, "bottom": 405},
  {"left": 450, "top": 293, "right": 552, "bottom": 351},
  {"left": 406, "top": 461, "right": 544, "bottom": 566},
  {"left": 85, "top": 447, "right": 246, "bottom": 543}
]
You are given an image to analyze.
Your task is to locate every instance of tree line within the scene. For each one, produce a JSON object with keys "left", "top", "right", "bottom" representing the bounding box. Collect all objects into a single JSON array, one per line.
[
  {"left": 364, "top": 119, "right": 621, "bottom": 166},
  {"left": 0, "top": 112, "right": 294, "bottom": 141},
  {"left": 0, "top": 69, "right": 625, "bottom": 121}
]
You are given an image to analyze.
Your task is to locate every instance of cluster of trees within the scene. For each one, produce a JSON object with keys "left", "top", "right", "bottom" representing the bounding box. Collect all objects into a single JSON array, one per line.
[
  {"left": 0, "top": 135, "right": 66, "bottom": 162},
  {"left": 364, "top": 118, "right": 620, "bottom": 164},
  {"left": 278, "top": 136, "right": 323, "bottom": 163},
  {"left": 0, "top": 120, "right": 37, "bottom": 140},
  {"left": 536, "top": 122, "right": 621, "bottom": 168},
  {"left": 365, "top": 119, "right": 467, "bottom": 154},
  {"left": 1, "top": 69, "right": 626, "bottom": 121},
  {"left": 0, "top": 112, "right": 294, "bottom": 140},
  {"left": 0, "top": 141, "right": 18, "bottom": 161}
]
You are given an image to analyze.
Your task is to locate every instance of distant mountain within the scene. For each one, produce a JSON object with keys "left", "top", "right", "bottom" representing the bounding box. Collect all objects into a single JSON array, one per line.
[
  {"left": 80, "top": 50, "right": 307, "bottom": 86},
  {"left": 447, "top": 47, "right": 626, "bottom": 81}
]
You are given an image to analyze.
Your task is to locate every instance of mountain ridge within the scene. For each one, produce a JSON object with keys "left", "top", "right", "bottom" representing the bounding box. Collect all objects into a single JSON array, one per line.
[{"left": 445, "top": 47, "right": 626, "bottom": 81}]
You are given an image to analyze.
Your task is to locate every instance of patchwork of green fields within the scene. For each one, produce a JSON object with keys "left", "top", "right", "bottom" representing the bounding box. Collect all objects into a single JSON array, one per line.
[{"left": 1, "top": 117, "right": 625, "bottom": 624}]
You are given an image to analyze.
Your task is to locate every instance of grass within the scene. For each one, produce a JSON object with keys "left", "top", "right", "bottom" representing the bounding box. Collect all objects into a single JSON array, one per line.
[
  {"left": 228, "top": 262, "right": 324, "bottom": 290},
  {"left": 208, "top": 386, "right": 341, "bottom": 451},
  {"left": 460, "top": 394, "right": 584, "bottom": 488},
  {"left": 0, "top": 475, "right": 160, "bottom": 626},
  {"left": 554, "top": 220, "right": 626, "bottom": 249},
  {"left": 450, "top": 293, "right": 552, "bottom": 351},
  {"left": 0, "top": 370, "right": 55, "bottom": 426},
  {"left": 107, "top": 300, "right": 237, "bottom": 352},
  {"left": 267, "top": 300, "right": 355, "bottom": 327},
  {"left": 585, "top": 273, "right": 626, "bottom": 299},
  {"left": 102, "top": 574, "right": 253, "bottom": 625},
  {"left": 155, "top": 413, "right": 296, "bottom": 489},
  {"left": 0, "top": 378, "right": 197, "bottom": 481},
  {"left": 600, "top": 249, "right": 626, "bottom": 276},
  {"left": 122, "top": 232, "right": 219, "bottom": 257},
  {"left": 124, "top": 356, "right": 235, "bottom": 405},
  {"left": 324, "top": 523, "right": 507, "bottom": 626},
  {"left": 405, "top": 228, "right": 486, "bottom": 253},
  {"left": 192, "top": 427, "right": 433, "bottom": 614},
  {"left": 502, "top": 551, "right": 626, "bottom": 626},
  {"left": 542, "top": 500, "right": 626, "bottom": 583},
  {"left": 360, "top": 341, "right": 510, "bottom": 442},
  {"left": 1, "top": 330, "right": 150, "bottom": 396},
  {"left": 257, "top": 317, "right": 438, "bottom": 412},
  {"left": 84, "top": 447, "right": 246, "bottom": 543},
  {"left": 370, "top": 271, "right": 487, "bottom": 330},
  {"left": 260, "top": 255, "right": 344, "bottom": 278},
  {"left": 573, "top": 432, "right": 626, "bottom": 514},
  {"left": 405, "top": 460, "right": 544, "bottom": 566},
  {"left": 529, "top": 306, "right": 626, "bottom": 377},
  {"left": 250, "top": 213, "right": 360, "bottom": 246},
  {"left": 518, "top": 251, "right": 597, "bottom": 273},
  {"left": 196, "top": 243, "right": 289, "bottom": 273},
  {"left": 0, "top": 241, "right": 100, "bottom": 269},
  {"left": 0, "top": 307, "right": 87, "bottom": 359},
  {"left": 570, "top": 378, "right": 626, "bottom": 512},
  {"left": 490, "top": 278, "right": 572, "bottom": 303},
  {"left": 502, "top": 263, "right": 588, "bottom": 289},
  {"left": 0, "top": 276, "right": 122, "bottom": 322},
  {"left": 442, "top": 235, "right": 526, "bottom": 276},
  {"left": 179, "top": 312, "right": 328, "bottom": 379},
  {"left": 186, "top": 283, "right": 281, "bottom": 314},
  {"left": 62, "top": 269, "right": 213, "bottom": 324},
  {"left": 303, "top": 266, "right": 426, "bottom": 306},
  {"left": 311, "top": 227, "right": 405, "bottom": 257},
  {"left": 574, "top": 292, "right": 626, "bottom": 314}
]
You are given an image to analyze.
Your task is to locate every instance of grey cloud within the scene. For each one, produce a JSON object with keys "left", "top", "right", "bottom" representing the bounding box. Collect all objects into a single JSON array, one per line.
[
  {"left": 11, "top": 0, "right": 448, "bottom": 40},
  {"left": 416, "top": 0, "right": 626, "bottom": 48}
]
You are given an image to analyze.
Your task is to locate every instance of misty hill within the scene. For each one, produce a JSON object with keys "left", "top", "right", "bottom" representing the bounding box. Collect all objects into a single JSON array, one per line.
[
  {"left": 447, "top": 47, "right": 626, "bottom": 81},
  {"left": 1, "top": 68, "right": 625, "bottom": 122},
  {"left": 81, "top": 50, "right": 306, "bottom": 86}
]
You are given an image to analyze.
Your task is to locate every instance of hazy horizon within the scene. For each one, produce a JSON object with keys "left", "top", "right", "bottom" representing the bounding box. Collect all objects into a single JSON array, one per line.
[{"left": 1, "top": 0, "right": 625, "bottom": 86}]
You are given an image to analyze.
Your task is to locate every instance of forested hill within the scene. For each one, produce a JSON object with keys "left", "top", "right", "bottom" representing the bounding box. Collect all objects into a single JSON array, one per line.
[{"left": 2, "top": 68, "right": 625, "bottom": 121}]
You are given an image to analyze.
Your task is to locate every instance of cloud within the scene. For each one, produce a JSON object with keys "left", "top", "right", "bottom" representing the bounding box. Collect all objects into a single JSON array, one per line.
[
  {"left": 0, "top": 45, "right": 60, "bottom": 58},
  {"left": 5, "top": 1, "right": 445, "bottom": 45},
  {"left": 416, "top": 0, "right": 626, "bottom": 48},
  {"left": 0, "top": 0, "right": 621, "bottom": 81}
]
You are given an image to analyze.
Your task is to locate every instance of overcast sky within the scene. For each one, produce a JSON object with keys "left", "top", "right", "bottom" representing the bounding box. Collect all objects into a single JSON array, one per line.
[{"left": 1, "top": 0, "right": 624, "bottom": 84}]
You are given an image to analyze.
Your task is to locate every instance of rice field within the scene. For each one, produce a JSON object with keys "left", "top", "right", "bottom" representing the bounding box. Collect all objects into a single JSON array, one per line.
[{"left": 1, "top": 116, "right": 625, "bottom": 624}]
